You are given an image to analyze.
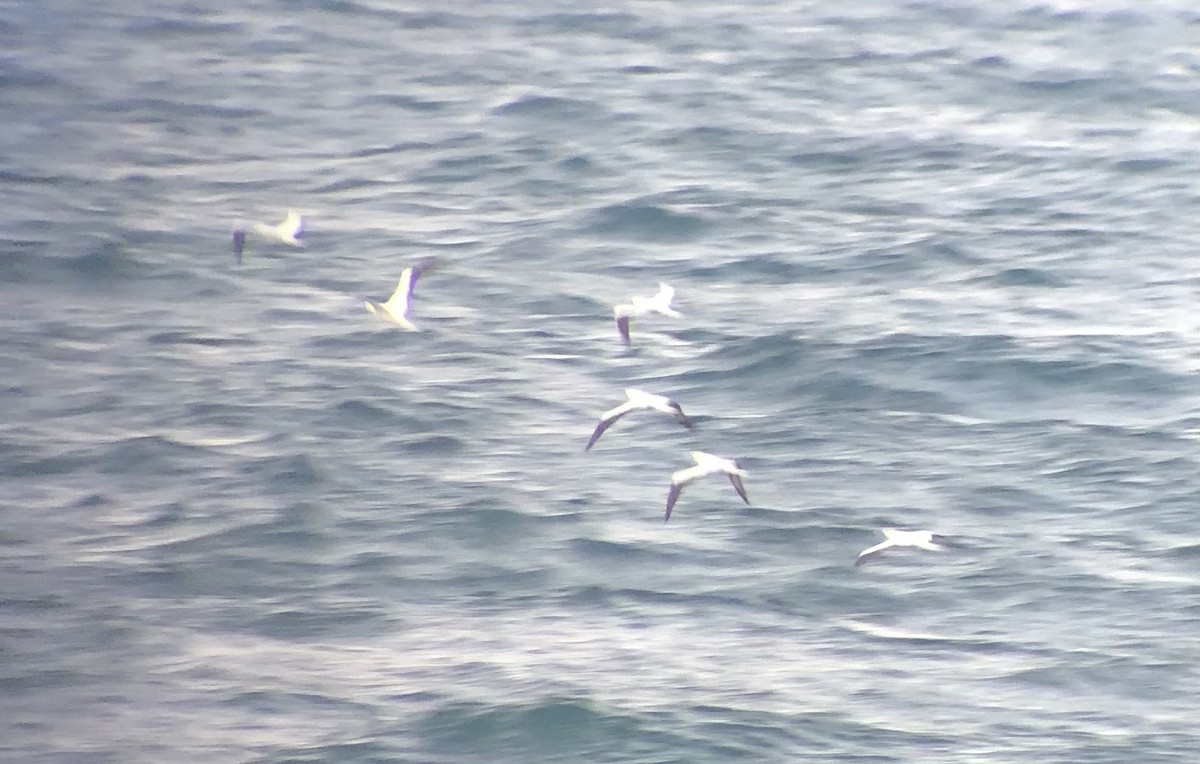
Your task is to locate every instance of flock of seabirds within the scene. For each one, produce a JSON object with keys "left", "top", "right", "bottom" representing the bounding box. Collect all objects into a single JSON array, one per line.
[{"left": 233, "top": 211, "right": 950, "bottom": 568}]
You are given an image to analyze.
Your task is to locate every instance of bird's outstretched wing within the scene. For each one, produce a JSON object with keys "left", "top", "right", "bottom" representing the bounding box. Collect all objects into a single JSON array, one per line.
[{"left": 665, "top": 483, "right": 684, "bottom": 522}]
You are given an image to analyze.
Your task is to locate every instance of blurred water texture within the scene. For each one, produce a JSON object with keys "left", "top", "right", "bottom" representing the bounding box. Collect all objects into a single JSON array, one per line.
[{"left": 0, "top": 1, "right": 1197, "bottom": 762}]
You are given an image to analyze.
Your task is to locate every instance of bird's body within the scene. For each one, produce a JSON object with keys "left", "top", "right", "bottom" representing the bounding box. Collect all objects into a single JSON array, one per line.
[
  {"left": 665, "top": 450, "right": 749, "bottom": 521},
  {"left": 233, "top": 210, "right": 304, "bottom": 262},
  {"left": 585, "top": 388, "right": 691, "bottom": 450},
  {"left": 854, "top": 529, "right": 946, "bottom": 566},
  {"left": 364, "top": 259, "right": 435, "bottom": 330},
  {"left": 613, "top": 283, "right": 681, "bottom": 345}
]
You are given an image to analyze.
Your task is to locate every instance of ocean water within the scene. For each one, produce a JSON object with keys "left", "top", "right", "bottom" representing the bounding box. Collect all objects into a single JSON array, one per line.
[{"left": 1, "top": 1, "right": 1197, "bottom": 762}]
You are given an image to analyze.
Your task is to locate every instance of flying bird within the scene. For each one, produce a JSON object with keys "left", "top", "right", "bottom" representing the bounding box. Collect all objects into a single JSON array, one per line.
[
  {"left": 613, "top": 282, "right": 681, "bottom": 345},
  {"left": 233, "top": 210, "right": 304, "bottom": 263},
  {"left": 585, "top": 388, "right": 691, "bottom": 451},
  {"left": 854, "top": 529, "right": 946, "bottom": 567},
  {"left": 665, "top": 450, "right": 749, "bottom": 521},
  {"left": 364, "top": 259, "right": 436, "bottom": 330}
]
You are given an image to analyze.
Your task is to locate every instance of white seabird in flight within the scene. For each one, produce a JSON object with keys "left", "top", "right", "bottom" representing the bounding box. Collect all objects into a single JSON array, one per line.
[
  {"left": 854, "top": 529, "right": 946, "bottom": 567},
  {"left": 665, "top": 450, "right": 749, "bottom": 521},
  {"left": 364, "top": 259, "right": 435, "bottom": 330},
  {"left": 613, "top": 282, "right": 681, "bottom": 345},
  {"left": 585, "top": 388, "right": 691, "bottom": 451},
  {"left": 233, "top": 210, "right": 304, "bottom": 263}
]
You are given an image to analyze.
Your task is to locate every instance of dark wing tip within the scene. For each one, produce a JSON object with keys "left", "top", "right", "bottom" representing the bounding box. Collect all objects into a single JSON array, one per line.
[
  {"left": 729, "top": 474, "right": 750, "bottom": 505},
  {"left": 616, "top": 315, "right": 631, "bottom": 345},
  {"left": 665, "top": 484, "right": 681, "bottom": 522},
  {"left": 670, "top": 403, "right": 692, "bottom": 427},
  {"left": 584, "top": 420, "right": 609, "bottom": 451},
  {"left": 854, "top": 549, "right": 880, "bottom": 567},
  {"left": 232, "top": 229, "right": 246, "bottom": 262},
  {"left": 411, "top": 256, "right": 438, "bottom": 284}
]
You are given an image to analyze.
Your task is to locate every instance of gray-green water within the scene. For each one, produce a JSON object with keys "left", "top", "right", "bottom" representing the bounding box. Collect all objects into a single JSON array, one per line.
[{"left": 2, "top": 2, "right": 1197, "bottom": 762}]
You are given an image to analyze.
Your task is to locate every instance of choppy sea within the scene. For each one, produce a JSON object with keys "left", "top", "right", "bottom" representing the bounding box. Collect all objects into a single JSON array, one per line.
[{"left": 1, "top": 1, "right": 1197, "bottom": 762}]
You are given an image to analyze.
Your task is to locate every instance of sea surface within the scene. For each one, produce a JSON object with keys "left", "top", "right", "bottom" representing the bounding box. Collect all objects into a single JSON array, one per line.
[{"left": 1, "top": 1, "right": 1197, "bottom": 762}]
